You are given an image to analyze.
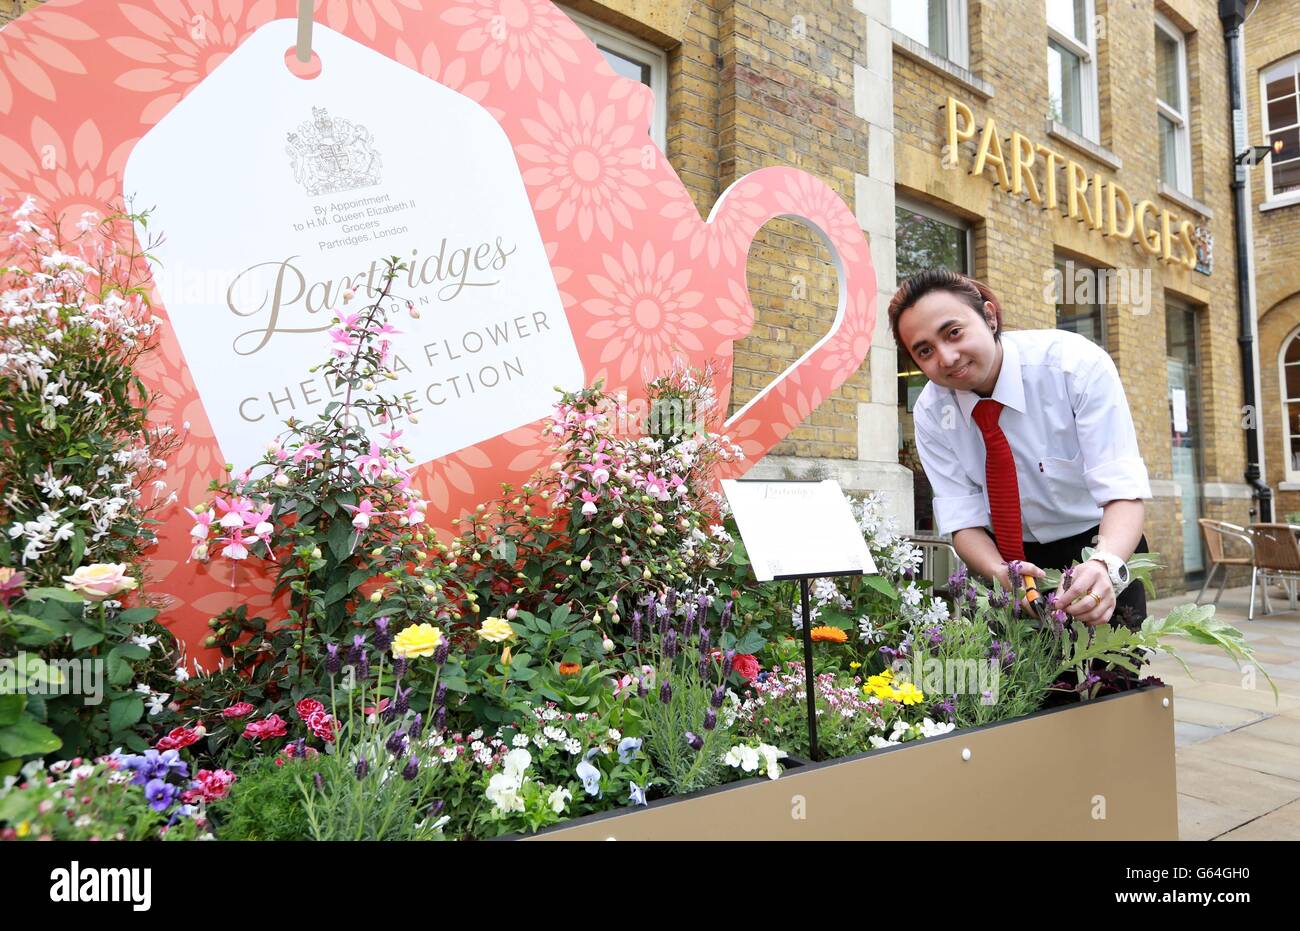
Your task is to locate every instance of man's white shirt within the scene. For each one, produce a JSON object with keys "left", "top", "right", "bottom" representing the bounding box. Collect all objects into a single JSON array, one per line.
[{"left": 912, "top": 329, "right": 1151, "bottom": 543}]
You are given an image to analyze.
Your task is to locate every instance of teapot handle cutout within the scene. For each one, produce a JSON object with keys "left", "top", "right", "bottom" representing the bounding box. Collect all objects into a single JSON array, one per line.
[{"left": 705, "top": 167, "right": 878, "bottom": 476}]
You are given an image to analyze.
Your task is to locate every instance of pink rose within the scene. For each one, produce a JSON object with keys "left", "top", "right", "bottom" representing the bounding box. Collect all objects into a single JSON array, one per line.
[
  {"left": 242, "top": 714, "right": 287, "bottom": 741},
  {"left": 295, "top": 697, "right": 325, "bottom": 720},
  {"left": 61, "top": 563, "right": 138, "bottom": 601},
  {"left": 222, "top": 702, "right": 255, "bottom": 719}
]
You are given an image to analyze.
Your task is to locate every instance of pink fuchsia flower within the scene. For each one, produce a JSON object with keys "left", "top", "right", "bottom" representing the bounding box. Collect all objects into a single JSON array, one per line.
[
  {"left": 214, "top": 495, "right": 258, "bottom": 530},
  {"left": 343, "top": 499, "right": 380, "bottom": 530},
  {"left": 580, "top": 490, "right": 599, "bottom": 517},
  {"left": 401, "top": 502, "right": 426, "bottom": 526},
  {"left": 293, "top": 442, "right": 323, "bottom": 465},
  {"left": 221, "top": 702, "right": 255, "bottom": 719},
  {"left": 218, "top": 530, "right": 252, "bottom": 561},
  {"left": 184, "top": 507, "right": 214, "bottom": 541},
  {"left": 0, "top": 567, "right": 26, "bottom": 608},
  {"left": 242, "top": 714, "right": 287, "bottom": 741}
]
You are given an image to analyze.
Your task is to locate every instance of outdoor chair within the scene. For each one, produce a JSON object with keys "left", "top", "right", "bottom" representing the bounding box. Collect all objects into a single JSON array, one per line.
[
  {"left": 1245, "top": 523, "right": 1300, "bottom": 620},
  {"left": 905, "top": 536, "right": 963, "bottom": 601},
  {"left": 1195, "top": 519, "right": 1254, "bottom": 607}
]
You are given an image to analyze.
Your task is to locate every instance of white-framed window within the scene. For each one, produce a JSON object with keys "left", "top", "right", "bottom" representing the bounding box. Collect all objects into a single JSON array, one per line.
[
  {"left": 891, "top": 0, "right": 969, "bottom": 69},
  {"left": 1046, "top": 0, "right": 1099, "bottom": 141},
  {"left": 1280, "top": 327, "right": 1300, "bottom": 481},
  {"left": 560, "top": 6, "right": 668, "bottom": 152},
  {"left": 1262, "top": 55, "right": 1300, "bottom": 202},
  {"left": 1155, "top": 13, "right": 1192, "bottom": 195}
]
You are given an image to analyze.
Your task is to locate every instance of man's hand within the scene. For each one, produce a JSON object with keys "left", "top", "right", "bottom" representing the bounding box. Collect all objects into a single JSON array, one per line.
[
  {"left": 1056, "top": 558, "right": 1115, "bottom": 627},
  {"left": 991, "top": 560, "right": 1046, "bottom": 616}
]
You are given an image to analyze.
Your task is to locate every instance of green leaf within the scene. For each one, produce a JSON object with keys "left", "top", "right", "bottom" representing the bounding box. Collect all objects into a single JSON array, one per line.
[
  {"left": 24, "top": 587, "right": 84, "bottom": 604},
  {"left": 861, "top": 574, "right": 898, "bottom": 598},
  {"left": 734, "top": 630, "right": 766, "bottom": 654},
  {"left": 322, "top": 579, "right": 349, "bottom": 607},
  {"left": 0, "top": 694, "right": 24, "bottom": 727},
  {"left": 111, "top": 643, "right": 150, "bottom": 662},
  {"left": 70, "top": 528, "right": 86, "bottom": 568},
  {"left": 71, "top": 627, "right": 105, "bottom": 651},
  {"left": 116, "top": 607, "right": 159, "bottom": 625},
  {"left": 0, "top": 716, "right": 62, "bottom": 757},
  {"left": 107, "top": 652, "right": 133, "bottom": 686},
  {"left": 509, "top": 666, "right": 537, "bottom": 681},
  {"left": 327, "top": 519, "right": 355, "bottom": 561},
  {"left": 108, "top": 695, "right": 144, "bottom": 733}
]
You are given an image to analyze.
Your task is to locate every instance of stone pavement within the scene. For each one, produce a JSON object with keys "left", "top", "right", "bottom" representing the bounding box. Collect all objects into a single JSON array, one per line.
[{"left": 1144, "top": 584, "right": 1300, "bottom": 840}]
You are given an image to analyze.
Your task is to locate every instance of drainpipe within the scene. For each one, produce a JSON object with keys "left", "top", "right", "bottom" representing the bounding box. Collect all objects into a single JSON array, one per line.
[{"left": 1219, "top": 0, "right": 1273, "bottom": 521}]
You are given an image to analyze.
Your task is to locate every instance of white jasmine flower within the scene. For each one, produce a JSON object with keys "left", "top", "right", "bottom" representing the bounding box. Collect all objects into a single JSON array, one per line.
[{"left": 131, "top": 634, "right": 158, "bottom": 651}]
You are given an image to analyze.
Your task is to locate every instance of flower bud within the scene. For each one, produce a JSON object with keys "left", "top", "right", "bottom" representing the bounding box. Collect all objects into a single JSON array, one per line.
[
  {"left": 311, "top": 548, "right": 322, "bottom": 559},
  {"left": 580, "top": 559, "right": 593, "bottom": 572},
  {"left": 612, "top": 515, "right": 624, "bottom": 529},
  {"left": 602, "top": 637, "right": 614, "bottom": 653}
]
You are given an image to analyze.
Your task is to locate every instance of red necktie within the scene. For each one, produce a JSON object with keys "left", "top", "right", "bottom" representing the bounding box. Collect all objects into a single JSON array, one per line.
[{"left": 972, "top": 399, "right": 1025, "bottom": 562}]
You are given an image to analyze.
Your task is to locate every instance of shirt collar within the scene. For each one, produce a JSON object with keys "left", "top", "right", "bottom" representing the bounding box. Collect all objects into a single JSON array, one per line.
[{"left": 952, "top": 335, "right": 1026, "bottom": 425}]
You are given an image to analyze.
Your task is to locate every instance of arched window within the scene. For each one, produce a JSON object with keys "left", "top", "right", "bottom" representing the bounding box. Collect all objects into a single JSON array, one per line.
[{"left": 1280, "top": 327, "right": 1300, "bottom": 480}]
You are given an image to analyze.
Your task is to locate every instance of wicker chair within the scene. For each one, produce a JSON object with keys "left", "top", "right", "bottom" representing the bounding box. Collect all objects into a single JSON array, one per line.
[
  {"left": 1246, "top": 523, "right": 1300, "bottom": 619},
  {"left": 1195, "top": 519, "right": 1254, "bottom": 607}
]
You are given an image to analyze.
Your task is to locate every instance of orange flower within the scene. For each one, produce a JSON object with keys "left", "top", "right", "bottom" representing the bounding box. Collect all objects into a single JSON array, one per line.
[
  {"left": 809, "top": 626, "right": 848, "bottom": 644},
  {"left": 558, "top": 661, "right": 582, "bottom": 675}
]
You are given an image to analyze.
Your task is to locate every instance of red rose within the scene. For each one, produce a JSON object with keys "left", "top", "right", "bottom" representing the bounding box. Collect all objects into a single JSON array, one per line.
[
  {"left": 221, "top": 702, "right": 255, "bottom": 719},
  {"left": 242, "top": 714, "right": 287, "bottom": 741},
  {"left": 295, "top": 697, "right": 325, "bottom": 720},
  {"left": 732, "top": 654, "right": 760, "bottom": 682},
  {"left": 306, "top": 709, "right": 336, "bottom": 743},
  {"left": 154, "top": 725, "right": 204, "bottom": 751}
]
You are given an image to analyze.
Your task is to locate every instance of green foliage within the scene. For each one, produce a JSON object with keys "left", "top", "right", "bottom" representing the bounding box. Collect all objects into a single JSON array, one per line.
[{"left": 210, "top": 755, "right": 319, "bottom": 841}]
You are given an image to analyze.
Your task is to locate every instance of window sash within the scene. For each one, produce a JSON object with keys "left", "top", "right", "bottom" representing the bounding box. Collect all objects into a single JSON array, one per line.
[
  {"left": 1281, "top": 330, "right": 1300, "bottom": 482},
  {"left": 892, "top": 0, "right": 969, "bottom": 69},
  {"left": 1046, "top": 0, "right": 1098, "bottom": 141},
  {"left": 1262, "top": 57, "right": 1300, "bottom": 201},
  {"left": 1154, "top": 13, "right": 1192, "bottom": 195}
]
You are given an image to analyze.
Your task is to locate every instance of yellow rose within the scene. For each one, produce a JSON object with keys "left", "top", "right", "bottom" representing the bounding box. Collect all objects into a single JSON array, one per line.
[
  {"left": 477, "top": 616, "right": 515, "bottom": 643},
  {"left": 391, "top": 623, "right": 443, "bottom": 659},
  {"left": 62, "top": 563, "right": 138, "bottom": 601}
]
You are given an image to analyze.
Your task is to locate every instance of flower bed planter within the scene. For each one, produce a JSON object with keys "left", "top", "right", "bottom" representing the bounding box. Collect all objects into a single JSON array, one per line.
[{"left": 525, "top": 685, "right": 1177, "bottom": 840}]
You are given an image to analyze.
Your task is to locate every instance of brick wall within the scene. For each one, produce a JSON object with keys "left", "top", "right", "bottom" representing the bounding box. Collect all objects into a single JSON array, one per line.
[
  {"left": 1245, "top": 0, "right": 1300, "bottom": 520},
  {"left": 891, "top": 0, "right": 1246, "bottom": 596}
]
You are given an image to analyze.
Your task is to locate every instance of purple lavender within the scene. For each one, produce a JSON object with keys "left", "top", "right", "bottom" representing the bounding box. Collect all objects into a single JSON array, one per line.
[
  {"left": 392, "top": 655, "right": 408, "bottom": 680},
  {"left": 395, "top": 685, "right": 413, "bottom": 715},
  {"left": 433, "top": 704, "right": 447, "bottom": 731},
  {"left": 663, "top": 628, "right": 678, "bottom": 660},
  {"left": 409, "top": 713, "right": 424, "bottom": 740},
  {"left": 433, "top": 640, "right": 449, "bottom": 666},
  {"left": 313, "top": 772, "right": 324, "bottom": 791},
  {"left": 710, "top": 685, "right": 726, "bottom": 709},
  {"left": 355, "top": 756, "right": 369, "bottom": 779},
  {"left": 631, "top": 610, "right": 642, "bottom": 643},
  {"left": 702, "top": 708, "right": 717, "bottom": 731},
  {"left": 659, "top": 680, "right": 673, "bottom": 705},
  {"left": 402, "top": 755, "right": 420, "bottom": 781},
  {"left": 698, "top": 626, "right": 711, "bottom": 655},
  {"left": 386, "top": 729, "right": 408, "bottom": 757},
  {"left": 719, "top": 599, "right": 733, "bottom": 632},
  {"left": 348, "top": 633, "right": 366, "bottom": 666},
  {"left": 373, "top": 616, "right": 392, "bottom": 652},
  {"left": 434, "top": 681, "right": 447, "bottom": 706},
  {"left": 685, "top": 731, "right": 703, "bottom": 751},
  {"left": 722, "top": 649, "right": 735, "bottom": 679},
  {"left": 325, "top": 642, "right": 341, "bottom": 675}
]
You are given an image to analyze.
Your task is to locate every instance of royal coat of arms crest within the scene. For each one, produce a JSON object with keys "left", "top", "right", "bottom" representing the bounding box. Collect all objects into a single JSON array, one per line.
[{"left": 286, "top": 106, "right": 382, "bottom": 196}]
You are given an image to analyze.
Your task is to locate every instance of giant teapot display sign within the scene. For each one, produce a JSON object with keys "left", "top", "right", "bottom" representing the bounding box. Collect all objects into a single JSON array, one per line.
[{"left": 1, "top": 0, "right": 877, "bottom": 652}]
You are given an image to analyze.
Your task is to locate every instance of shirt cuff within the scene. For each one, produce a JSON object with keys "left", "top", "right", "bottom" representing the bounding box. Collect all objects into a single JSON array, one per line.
[
  {"left": 933, "top": 493, "right": 990, "bottom": 536},
  {"left": 1084, "top": 456, "right": 1152, "bottom": 506}
]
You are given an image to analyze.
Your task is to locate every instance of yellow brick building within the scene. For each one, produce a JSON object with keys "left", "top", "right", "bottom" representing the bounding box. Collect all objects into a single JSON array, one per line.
[
  {"left": 1246, "top": 1, "right": 1300, "bottom": 525},
  {"left": 7, "top": 0, "right": 1292, "bottom": 597}
]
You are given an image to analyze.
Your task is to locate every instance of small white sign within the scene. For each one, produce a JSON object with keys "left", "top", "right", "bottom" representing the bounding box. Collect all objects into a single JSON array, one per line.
[
  {"left": 722, "top": 479, "right": 877, "bottom": 582},
  {"left": 1170, "top": 388, "right": 1188, "bottom": 434}
]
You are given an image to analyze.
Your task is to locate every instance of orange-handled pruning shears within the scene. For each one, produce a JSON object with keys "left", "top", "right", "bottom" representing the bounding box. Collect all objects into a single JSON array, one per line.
[{"left": 1021, "top": 574, "right": 1051, "bottom": 624}]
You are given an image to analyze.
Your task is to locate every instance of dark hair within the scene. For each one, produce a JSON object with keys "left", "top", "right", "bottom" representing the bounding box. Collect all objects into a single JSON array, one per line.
[{"left": 887, "top": 270, "right": 1003, "bottom": 353}]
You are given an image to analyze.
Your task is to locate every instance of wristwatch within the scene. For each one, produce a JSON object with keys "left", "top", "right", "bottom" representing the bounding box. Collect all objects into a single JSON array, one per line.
[{"left": 1089, "top": 550, "right": 1131, "bottom": 594}]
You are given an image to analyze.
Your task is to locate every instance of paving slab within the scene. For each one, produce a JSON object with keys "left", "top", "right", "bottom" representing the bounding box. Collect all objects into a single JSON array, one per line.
[
  {"left": 1171, "top": 697, "right": 1265, "bottom": 729},
  {"left": 1173, "top": 750, "right": 1300, "bottom": 814},
  {"left": 1175, "top": 793, "right": 1259, "bottom": 841},
  {"left": 1236, "top": 712, "right": 1300, "bottom": 746},
  {"left": 1179, "top": 730, "right": 1300, "bottom": 782},
  {"left": 1216, "top": 799, "right": 1300, "bottom": 840}
]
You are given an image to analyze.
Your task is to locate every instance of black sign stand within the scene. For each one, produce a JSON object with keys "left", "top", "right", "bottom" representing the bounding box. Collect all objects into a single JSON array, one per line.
[{"left": 773, "top": 568, "right": 864, "bottom": 762}]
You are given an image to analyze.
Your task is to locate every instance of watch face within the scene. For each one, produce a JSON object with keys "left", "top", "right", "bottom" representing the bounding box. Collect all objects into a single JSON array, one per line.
[{"left": 1116, "top": 563, "right": 1130, "bottom": 583}]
